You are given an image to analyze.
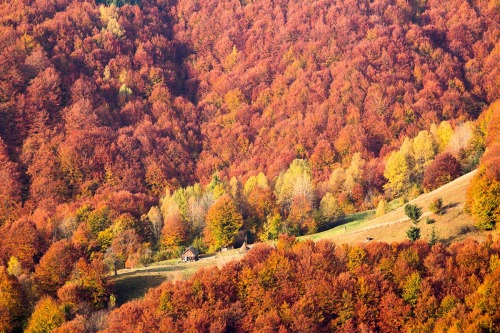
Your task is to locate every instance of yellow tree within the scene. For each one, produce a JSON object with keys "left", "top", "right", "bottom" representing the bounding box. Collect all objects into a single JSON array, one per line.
[
  {"left": 383, "top": 150, "right": 412, "bottom": 197},
  {"left": 243, "top": 172, "right": 269, "bottom": 197},
  {"left": 319, "top": 192, "right": 343, "bottom": 225},
  {"left": 343, "top": 153, "right": 365, "bottom": 195},
  {"left": 275, "top": 159, "right": 314, "bottom": 214},
  {"left": 465, "top": 102, "right": 500, "bottom": 230},
  {"left": 435, "top": 121, "right": 453, "bottom": 152},
  {"left": 412, "top": 130, "right": 436, "bottom": 183},
  {"left": 204, "top": 195, "right": 243, "bottom": 252},
  {"left": 25, "top": 296, "right": 65, "bottom": 333}
]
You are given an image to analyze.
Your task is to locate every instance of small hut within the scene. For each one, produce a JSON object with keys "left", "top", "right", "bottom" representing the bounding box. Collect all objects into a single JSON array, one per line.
[
  {"left": 239, "top": 241, "right": 250, "bottom": 254},
  {"left": 181, "top": 246, "right": 199, "bottom": 262}
]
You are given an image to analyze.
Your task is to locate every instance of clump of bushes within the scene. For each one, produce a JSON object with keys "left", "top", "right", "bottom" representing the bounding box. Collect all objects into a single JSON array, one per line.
[{"left": 429, "top": 197, "right": 443, "bottom": 215}]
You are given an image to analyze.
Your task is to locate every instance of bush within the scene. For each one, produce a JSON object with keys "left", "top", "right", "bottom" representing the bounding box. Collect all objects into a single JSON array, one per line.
[
  {"left": 425, "top": 217, "right": 435, "bottom": 224},
  {"left": 376, "top": 199, "right": 387, "bottom": 217},
  {"left": 428, "top": 197, "right": 443, "bottom": 214}
]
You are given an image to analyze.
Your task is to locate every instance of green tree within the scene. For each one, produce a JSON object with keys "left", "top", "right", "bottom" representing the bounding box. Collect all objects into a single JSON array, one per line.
[
  {"left": 207, "top": 174, "right": 226, "bottom": 200},
  {"left": 260, "top": 213, "right": 283, "bottom": 241},
  {"left": 204, "top": 195, "right": 243, "bottom": 252},
  {"left": 406, "top": 226, "right": 421, "bottom": 242},
  {"left": 429, "top": 227, "right": 437, "bottom": 246},
  {"left": 86, "top": 206, "right": 113, "bottom": 236},
  {"left": 404, "top": 204, "right": 422, "bottom": 224},
  {"left": 402, "top": 272, "right": 421, "bottom": 306}
]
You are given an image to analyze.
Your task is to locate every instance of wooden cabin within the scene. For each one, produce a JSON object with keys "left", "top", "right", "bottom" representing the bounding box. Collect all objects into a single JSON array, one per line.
[{"left": 181, "top": 246, "right": 199, "bottom": 262}]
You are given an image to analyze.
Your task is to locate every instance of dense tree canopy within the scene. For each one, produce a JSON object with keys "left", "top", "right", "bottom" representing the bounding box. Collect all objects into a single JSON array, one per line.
[
  {"left": 0, "top": 0, "right": 498, "bottom": 330},
  {"left": 102, "top": 238, "right": 500, "bottom": 332}
]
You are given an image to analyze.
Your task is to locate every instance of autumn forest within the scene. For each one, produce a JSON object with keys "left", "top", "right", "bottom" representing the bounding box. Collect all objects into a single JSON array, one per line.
[{"left": 0, "top": 0, "right": 499, "bottom": 331}]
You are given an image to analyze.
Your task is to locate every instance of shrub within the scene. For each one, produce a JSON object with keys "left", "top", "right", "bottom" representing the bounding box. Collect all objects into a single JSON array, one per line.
[
  {"left": 428, "top": 197, "right": 443, "bottom": 214},
  {"left": 425, "top": 217, "right": 435, "bottom": 224},
  {"left": 376, "top": 199, "right": 387, "bottom": 217}
]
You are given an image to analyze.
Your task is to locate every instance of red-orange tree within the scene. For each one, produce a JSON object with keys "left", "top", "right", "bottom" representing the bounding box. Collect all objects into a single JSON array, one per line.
[{"left": 423, "top": 153, "right": 461, "bottom": 191}]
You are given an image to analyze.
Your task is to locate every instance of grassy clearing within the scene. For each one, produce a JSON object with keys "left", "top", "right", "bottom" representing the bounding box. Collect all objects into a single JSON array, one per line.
[
  {"left": 112, "top": 249, "right": 246, "bottom": 305},
  {"left": 298, "top": 210, "right": 375, "bottom": 241},
  {"left": 113, "top": 171, "right": 491, "bottom": 305}
]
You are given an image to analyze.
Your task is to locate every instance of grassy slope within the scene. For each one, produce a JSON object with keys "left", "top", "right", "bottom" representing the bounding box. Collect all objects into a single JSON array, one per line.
[
  {"left": 113, "top": 250, "right": 246, "bottom": 306},
  {"left": 113, "top": 170, "right": 491, "bottom": 305},
  {"left": 300, "top": 170, "right": 483, "bottom": 245}
]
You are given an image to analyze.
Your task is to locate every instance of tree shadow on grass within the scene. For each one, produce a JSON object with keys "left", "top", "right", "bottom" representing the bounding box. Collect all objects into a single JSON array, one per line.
[
  {"left": 319, "top": 210, "right": 375, "bottom": 232},
  {"left": 114, "top": 274, "right": 170, "bottom": 306},
  {"left": 440, "top": 202, "right": 460, "bottom": 214},
  {"left": 439, "top": 225, "right": 478, "bottom": 245},
  {"left": 117, "top": 264, "right": 188, "bottom": 278}
]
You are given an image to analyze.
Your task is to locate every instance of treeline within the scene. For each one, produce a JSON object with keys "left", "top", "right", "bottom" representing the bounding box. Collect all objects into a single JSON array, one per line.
[
  {"left": 82, "top": 237, "right": 500, "bottom": 332},
  {"left": 145, "top": 114, "right": 494, "bottom": 259}
]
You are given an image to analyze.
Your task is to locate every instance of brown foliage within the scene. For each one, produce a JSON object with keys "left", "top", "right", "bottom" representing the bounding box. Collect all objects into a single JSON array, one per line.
[
  {"left": 33, "top": 239, "right": 80, "bottom": 296},
  {"left": 0, "top": 218, "right": 44, "bottom": 271},
  {"left": 423, "top": 153, "right": 461, "bottom": 191}
]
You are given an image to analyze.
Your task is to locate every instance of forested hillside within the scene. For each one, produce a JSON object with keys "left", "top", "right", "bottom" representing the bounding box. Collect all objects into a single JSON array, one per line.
[
  {"left": 0, "top": 0, "right": 499, "bottom": 331},
  {"left": 102, "top": 238, "right": 500, "bottom": 332}
]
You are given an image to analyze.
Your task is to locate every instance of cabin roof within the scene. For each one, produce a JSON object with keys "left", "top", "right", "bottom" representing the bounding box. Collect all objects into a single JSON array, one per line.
[
  {"left": 239, "top": 241, "right": 250, "bottom": 254},
  {"left": 181, "top": 246, "right": 199, "bottom": 256}
]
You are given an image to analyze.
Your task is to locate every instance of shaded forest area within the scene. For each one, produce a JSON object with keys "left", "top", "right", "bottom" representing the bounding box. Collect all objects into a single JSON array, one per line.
[{"left": 0, "top": 0, "right": 499, "bottom": 331}]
